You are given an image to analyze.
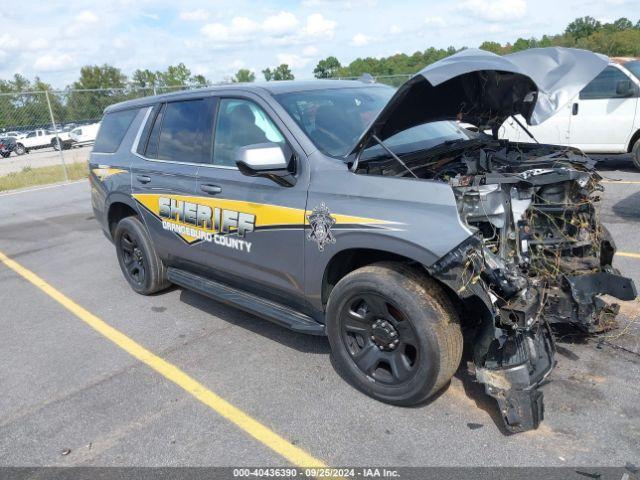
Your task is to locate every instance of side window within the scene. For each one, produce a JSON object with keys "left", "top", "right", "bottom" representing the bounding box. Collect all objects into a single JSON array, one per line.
[
  {"left": 94, "top": 109, "right": 139, "bottom": 153},
  {"left": 153, "top": 99, "right": 214, "bottom": 164},
  {"left": 580, "top": 67, "right": 631, "bottom": 100},
  {"left": 144, "top": 104, "right": 165, "bottom": 159},
  {"left": 212, "top": 99, "right": 285, "bottom": 167}
]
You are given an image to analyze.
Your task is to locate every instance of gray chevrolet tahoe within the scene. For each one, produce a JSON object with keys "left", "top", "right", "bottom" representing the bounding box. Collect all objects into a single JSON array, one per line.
[{"left": 90, "top": 47, "right": 636, "bottom": 433}]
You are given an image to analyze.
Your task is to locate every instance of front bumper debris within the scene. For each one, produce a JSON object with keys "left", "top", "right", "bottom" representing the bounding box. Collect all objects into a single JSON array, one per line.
[{"left": 475, "top": 324, "right": 555, "bottom": 433}]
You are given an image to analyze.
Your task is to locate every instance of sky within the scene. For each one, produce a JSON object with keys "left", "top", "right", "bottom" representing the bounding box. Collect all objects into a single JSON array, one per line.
[{"left": 0, "top": 0, "right": 637, "bottom": 88}]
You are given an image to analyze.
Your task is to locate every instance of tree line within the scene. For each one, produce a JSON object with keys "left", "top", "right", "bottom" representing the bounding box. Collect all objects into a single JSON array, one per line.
[{"left": 1, "top": 16, "right": 639, "bottom": 131}]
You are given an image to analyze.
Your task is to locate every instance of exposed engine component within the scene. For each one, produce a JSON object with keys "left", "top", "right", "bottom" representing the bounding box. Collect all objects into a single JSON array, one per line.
[{"left": 359, "top": 137, "right": 637, "bottom": 432}]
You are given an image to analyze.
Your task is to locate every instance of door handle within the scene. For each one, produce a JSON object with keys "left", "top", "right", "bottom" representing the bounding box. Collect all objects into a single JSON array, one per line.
[
  {"left": 572, "top": 103, "right": 579, "bottom": 115},
  {"left": 200, "top": 184, "right": 222, "bottom": 195},
  {"left": 136, "top": 175, "right": 151, "bottom": 184}
]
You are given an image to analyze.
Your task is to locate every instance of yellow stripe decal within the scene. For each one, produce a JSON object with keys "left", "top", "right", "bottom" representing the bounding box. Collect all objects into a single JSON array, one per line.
[
  {"left": 617, "top": 251, "right": 640, "bottom": 259},
  {"left": 0, "top": 250, "right": 326, "bottom": 468},
  {"left": 92, "top": 168, "right": 127, "bottom": 180},
  {"left": 132, "top": 193, "right": 395, "bottom": 243}
]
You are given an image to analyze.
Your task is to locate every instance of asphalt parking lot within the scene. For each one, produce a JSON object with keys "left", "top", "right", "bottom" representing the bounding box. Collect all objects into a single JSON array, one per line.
[{"left": 0, "top": 155, "right": 638, "bottom": 467}]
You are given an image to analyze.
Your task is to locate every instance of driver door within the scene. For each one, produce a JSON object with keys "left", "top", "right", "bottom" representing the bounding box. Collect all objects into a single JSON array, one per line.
[{"left": 194, "top": 95, "right": 310, "bottom": 310}]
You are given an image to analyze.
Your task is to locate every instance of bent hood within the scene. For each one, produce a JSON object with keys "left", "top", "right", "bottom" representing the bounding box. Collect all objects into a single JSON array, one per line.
[{"left": 350, "top": 47, "right": 609, "bottom": 154}]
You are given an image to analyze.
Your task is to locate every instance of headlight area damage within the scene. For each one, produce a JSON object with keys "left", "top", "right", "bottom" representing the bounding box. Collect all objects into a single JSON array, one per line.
[
  {"left": 423, "top": 141, "right": 636, "bottom": 432},
  {"left": 349, "top": 48, "right": 637, "bottom": 432}
]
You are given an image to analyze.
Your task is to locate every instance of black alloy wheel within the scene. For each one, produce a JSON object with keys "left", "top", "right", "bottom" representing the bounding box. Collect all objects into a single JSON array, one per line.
[
  {"left": 326, "top": 262, "right": 463, "bottom": 406},
  {"left": 113, "top": 215, "right": 170, "bottom": 295},
  {"left": 119, "top": 231, "right": 146, "bottom": 287},
  {"left": 340, "top": 292, "right": 419, "bottom": 385}
]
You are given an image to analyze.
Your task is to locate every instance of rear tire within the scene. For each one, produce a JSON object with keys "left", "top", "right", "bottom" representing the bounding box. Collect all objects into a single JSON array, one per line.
[
  {"left": 326, "top": 262, "right": 463, "bottom": 406},
  {"left": 114, "top": 216, "right": 170, "bottom": 295},
  {"left": 632, "top": 138, "right": 640, "bottom": 170},
  {"left": 14, "top": 143, "right": 25, "bottom": 155}
]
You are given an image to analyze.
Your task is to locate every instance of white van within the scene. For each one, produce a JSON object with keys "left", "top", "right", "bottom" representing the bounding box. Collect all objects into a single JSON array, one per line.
[{"left": 500, "top": 60, "right": 640, "bottom": 169}]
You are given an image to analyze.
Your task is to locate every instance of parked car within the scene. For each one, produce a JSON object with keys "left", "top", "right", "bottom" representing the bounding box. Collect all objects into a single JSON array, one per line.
[
  {"left": 90, "top": 47, "right": 635, "bottom": 433},
  {"left": 0, "top": 136, "right": 16, "bottom": 157},
  {"left": 2, "top": 131, "right": 24, "bottom": 139},
  {"left": 16, "top": 128, "right": 73, "bottom": 154},
  {"left": 500, "top": 60, "right": 640, "bottom": 168},
  {"left": 69, "top": 122, "right": 100, "bottom": 146}
]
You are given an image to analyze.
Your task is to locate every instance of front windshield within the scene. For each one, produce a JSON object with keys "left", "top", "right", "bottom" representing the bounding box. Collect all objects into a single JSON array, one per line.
[
  {"left": 361, "top": 121, "right": 472, "bottom": 161},
  {"left": 275, "top": 85, "right": 470, "bottom": 158},
  {"left": 624, "top": 61, "right": 640, "bottom": 81},
  {"left": 276, "top": 86, "right": 393, "bottom": 157}
]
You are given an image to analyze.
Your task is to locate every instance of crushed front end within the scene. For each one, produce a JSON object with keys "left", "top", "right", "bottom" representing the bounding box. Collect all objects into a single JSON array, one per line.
[{"left": 424, "top": 140, "right": 637, "bottom": 432}]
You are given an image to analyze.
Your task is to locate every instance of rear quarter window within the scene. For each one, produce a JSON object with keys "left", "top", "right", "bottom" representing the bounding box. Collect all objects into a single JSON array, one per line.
[{"left": 93, "top": 109, "right": 139, "bottom": 153}]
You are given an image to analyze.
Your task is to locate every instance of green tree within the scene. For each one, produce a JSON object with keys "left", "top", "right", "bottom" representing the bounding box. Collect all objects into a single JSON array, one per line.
[
  {"left": 565, "top": 16, "right": 601, "bottom": 39},
  {"left": 313, "top": 56, "right": 342, "bottom": 78},
  {"left": 131, "top": 69, "right": 158, "bottom": 88},
  {"left": 191, "top": 74, "right": 208, "bottom": 87},
  {"left": 232, "top": 69, "right": 256, "bottom": 83},
  {"left": 67, "top": 64, "right": 128, "bottom": 123},
  {"left": 73, "top": 64, "right": 127, "bottom": 90},
  {"left": 158, "top": 63, "right": 191, "bottom": 87},
  {"left": 479, "top": 41, "right": 504, "bottom": 54},
  {"left": 612, "top": 17, "right": 633, "bottom": 31},
  {"left": 263, "top": 64, "right": 294, "bottom": 81}
]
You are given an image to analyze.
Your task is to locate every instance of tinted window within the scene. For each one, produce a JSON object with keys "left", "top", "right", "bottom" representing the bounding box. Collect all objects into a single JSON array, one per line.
[
  {"left": 144, "top": 104, "right": 165, "bottom": 159},
  {"left": 275, "top": 86, "right": 393, "bottom": 157},
  {"left": 624, "top": 61, "right": 640, "bottom": 81},
  {"left": 94, "top": 109, "right": 138, "bottom": 153},
  {"left": 155, "top": 99, "right": 214, "bottom": 164},
  {"left": 213, "top": 99, "right": 285, "bottom": 167},
  {"left": 580, "top": 66, "right": 632, "bottom": 100}
]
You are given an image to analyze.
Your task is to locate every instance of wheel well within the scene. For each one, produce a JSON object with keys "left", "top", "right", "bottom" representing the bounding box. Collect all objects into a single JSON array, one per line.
[
  {"left": 627, "top": 129, "right": 640, "bottom": 153},
  {"left": 321, "top": 248, "right": 418, "bottom": 306},
  {"left": 108, "top": 202, "right": 138, "bottom": 236}
]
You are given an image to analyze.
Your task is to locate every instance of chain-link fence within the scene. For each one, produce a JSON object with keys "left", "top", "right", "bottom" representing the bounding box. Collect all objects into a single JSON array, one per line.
[
  {"left": 0, "top": 85, "right": 202, "bottom": 187},
  {"left": 0, "top": 75, "right": 412, "bottom": 189}
]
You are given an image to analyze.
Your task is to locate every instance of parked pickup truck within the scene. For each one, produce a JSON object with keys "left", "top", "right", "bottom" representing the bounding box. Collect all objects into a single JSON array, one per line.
[
  {"left": 16, "top": 129, "right": 73, "bottom": 154},
  {"left": 500, "top": 60, "right": 640, "bottom": 169},
  {"left": 69, "top": 123, "right": 100, "bottom": 147}
]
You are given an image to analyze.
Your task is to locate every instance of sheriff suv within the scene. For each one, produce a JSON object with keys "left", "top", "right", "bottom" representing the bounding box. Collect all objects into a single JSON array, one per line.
[{"left": 91, "top": 47, "right": 636, "bottom": 433}]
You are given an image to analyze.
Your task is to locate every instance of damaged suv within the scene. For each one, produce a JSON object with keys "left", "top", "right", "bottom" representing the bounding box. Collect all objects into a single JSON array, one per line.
[{"left": 91, "top": 47, "right": 636, "bottom": 433}]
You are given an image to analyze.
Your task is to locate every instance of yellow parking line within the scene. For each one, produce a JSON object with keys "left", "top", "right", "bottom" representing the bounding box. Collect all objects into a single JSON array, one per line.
[
  {"left": 617, "top": 251, "right": 640, "bottom": 259},
  {"left": 601, "top": 180, "right": 640, "bottom": 184},
  {"left": 0, "top": 250, "right": 325, "bottom": 468}
]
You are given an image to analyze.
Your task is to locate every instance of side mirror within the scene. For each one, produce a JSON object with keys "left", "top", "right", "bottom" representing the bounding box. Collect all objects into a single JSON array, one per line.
[
  {"left": 616, "top": 80, "right": 635, "bottom": 97},
  {"left": 235, "top": 142, "right": 296, "bottom": 187}
]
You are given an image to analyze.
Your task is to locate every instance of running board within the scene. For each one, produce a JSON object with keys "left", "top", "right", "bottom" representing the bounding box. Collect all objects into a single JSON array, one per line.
[{"left": 167, "top": 268, "right": 325, "bottom": 336}]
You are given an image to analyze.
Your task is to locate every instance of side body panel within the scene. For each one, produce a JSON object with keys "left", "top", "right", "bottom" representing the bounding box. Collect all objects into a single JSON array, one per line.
[
  {"left": 89, "top": 107, "right": 150, "bottom": 238},
  {"left": 193, "top": 91, "right": 311, "bottom": 312},
  {"left": 304, "top": 151, "right": 472, "bottom": 313}
]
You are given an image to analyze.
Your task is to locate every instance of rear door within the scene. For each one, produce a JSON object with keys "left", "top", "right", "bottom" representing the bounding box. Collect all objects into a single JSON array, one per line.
[
  {"left": 568, "top": 66, "right": 639, "bottom": 153},
  {"left": 194, "top": 95, "right": 309, "bottom": 310},
  {"left": 131, "top": 97, "right": 216, "bottom": 267}
]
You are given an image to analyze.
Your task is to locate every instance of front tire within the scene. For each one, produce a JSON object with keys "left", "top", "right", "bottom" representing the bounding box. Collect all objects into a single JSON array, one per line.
[
  {"left": 114, "top": 216, "right": 170, "bottom": 295},
  {"left": 14, "top": 143, "right": 25, "bottom": 155},
  {"left": 632, "top": 138, "right": 640, "bottom": 170},
  {"left": 326, "top": 262, "right": 463, "bottom": 406}
]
